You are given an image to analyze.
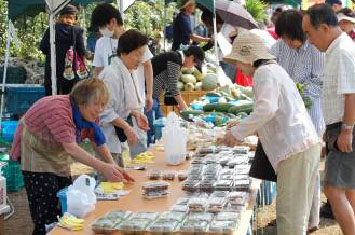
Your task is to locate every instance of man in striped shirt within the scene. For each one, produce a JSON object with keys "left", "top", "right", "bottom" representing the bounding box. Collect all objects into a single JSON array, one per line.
[{"left": 271, "top": 10, "right": 325, "bottom": 232}]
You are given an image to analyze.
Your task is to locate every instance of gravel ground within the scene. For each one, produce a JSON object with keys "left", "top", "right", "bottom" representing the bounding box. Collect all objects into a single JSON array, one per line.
[{"left": 255, "top": 194, "right": 342, "bottom": 235}]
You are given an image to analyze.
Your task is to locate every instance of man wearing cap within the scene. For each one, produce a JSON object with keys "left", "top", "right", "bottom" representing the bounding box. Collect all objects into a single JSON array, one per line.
[
  {"left": 172, "top": 0, "right": 211, "bottom": 51},
  {"left": 224, "top": 31, "right": 320, "bottom": 234},
  {"left": 146, "top": 46, "right": 204, "bottom": 145},
  {"left": 303, "top": 4, "right": 355, "bottom": 235},
  {"left": 40, "top": 4, "right": 85, "bottom": 95}
]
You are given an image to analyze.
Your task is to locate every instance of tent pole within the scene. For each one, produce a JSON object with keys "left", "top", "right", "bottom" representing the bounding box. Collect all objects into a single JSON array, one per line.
[
  {"left": 164, "top": 1, "right": 167, "bottom": 52},
  {"left": 0, "top": 20, "right": 12, "bottom": 127},
  {"left": 81, "top": 4, "right": 87, "bottom": 49},
  {"left": 49, "top": 12, "right": 57, "bottom": 95},
  {"left": 117, "top": 0, "right": 124, "bottom": 20},
  {"left": 213, "top": 15, "right": 219, "bottom": 66}
]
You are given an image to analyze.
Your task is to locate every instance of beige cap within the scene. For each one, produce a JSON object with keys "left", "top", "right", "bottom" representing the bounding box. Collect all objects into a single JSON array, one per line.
[
  {"left": 224, "top": 30, "right": 276, "bottom": 65},
  {"left": 338, "top": 13, "right": 355, "bottom": 24}
]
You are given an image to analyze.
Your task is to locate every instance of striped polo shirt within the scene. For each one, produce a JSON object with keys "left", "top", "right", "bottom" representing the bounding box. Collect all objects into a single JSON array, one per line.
[{"left": 151, "top": 51, "right": 183, "bottom": 100}]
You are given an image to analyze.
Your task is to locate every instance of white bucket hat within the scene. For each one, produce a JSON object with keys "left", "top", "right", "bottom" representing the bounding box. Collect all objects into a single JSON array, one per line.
[
  {"left": 224, "top": 30, "right": 276, "bottom": 65},
  {"left": 338, "top": 13, "right": 355, "bottom": 24}
]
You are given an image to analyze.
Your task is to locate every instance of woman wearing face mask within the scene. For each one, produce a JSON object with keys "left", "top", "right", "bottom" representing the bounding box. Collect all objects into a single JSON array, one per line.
[
  {"left": 224, "top": 31, "right": 320, "bottom": 235},
  {"left": 90, "top": 3, "right": 126, "bottom": 79},
  {"left": 40, "top": 4, "right": 85, "bottom": 95},
  {"left": 99, "top": 29, "right": 150, "bottom": 167}
]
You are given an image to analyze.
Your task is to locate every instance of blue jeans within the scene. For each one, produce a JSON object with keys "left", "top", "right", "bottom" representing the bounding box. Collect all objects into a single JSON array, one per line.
[{"left": 146, "top": 98, "right": 162, "bottom": 146}]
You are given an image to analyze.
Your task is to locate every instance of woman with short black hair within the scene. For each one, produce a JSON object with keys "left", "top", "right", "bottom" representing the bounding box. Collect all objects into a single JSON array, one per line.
[{"left": 100, "top": 29, "right": 150, "bottom": 166}]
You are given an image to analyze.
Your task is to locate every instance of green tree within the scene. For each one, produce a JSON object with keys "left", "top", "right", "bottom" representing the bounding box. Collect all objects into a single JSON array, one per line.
[{"left": 245, "top": 0, "right": 267, "bottom": 23}]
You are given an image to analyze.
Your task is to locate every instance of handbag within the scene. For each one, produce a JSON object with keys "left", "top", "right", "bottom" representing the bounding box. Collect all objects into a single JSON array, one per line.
[
  {"left": 249, "top": 141, "right": 277, "bottom": 182},
  {"left": 164, "top": 90, "right": 178, "bottom": 106},
  {"left": 114, "top": 115, "right": 134, "bottom": 142},
  {"left": 63, "top": 27, "right": 88, "bottom": 80}
]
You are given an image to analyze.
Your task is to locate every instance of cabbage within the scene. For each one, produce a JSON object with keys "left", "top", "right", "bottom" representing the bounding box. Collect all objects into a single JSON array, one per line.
[{"left": 202, "top": 73, "right": 218, "bottom": 91}]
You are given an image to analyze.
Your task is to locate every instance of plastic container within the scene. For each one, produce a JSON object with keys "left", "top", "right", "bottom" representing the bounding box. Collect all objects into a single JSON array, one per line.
[
  {"left": 153, "top": 118, "right": 165, "bottom": 140},
  {"left": 129, "top": 211, "right": 159, "bottom": 221},
  {"left": 147, "top": 169, "right": 162, "bottom": 180},
  {"left": 118, "top": 219, "right": 151, "bottom": 232},
  {"left": 149, "top": 220, "right": 179, "bottom": 232},
  {"left": 179, "top": 220, "right": 209, "bottom": 233},
  {"left": 159, "top": 211, "right": 186, "bottom": 222},
  {"left": 57, "top": 188, "right": 68, "bottom": 213},
  {"left": 4, "top": 85, "right": 45, "bottom": 114},
  {"left": 91, "top": 217, "right": 121, "bottom": 233},
  {"left": 208, "top": 220, "right": 236, "bottom": 234},
  {"left": 188, "top": 198, "right": 207, "bottom": 212},
  {"left": 162, "top": 170, "right": 176, "bottom": 181},
  {"left": 0, "top": 155, "right": 24, "bottom": 192},
  {"left": 105, "top": 210, "right": 132, "bottom": 220},
  {"left": 257, "top": 180, "right": 277, "bottom": 206},
  {"left": 1, "top": 121, "right": 17, "bottom": 142},
  {"left": 215, "top": 211, "right": 240, "bottom": 221},
  {"left": 186, "top": 212, "right": 214, "bottom": 222}
]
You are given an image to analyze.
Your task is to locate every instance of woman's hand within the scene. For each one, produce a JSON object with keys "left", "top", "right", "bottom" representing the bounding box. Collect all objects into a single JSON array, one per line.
[
  {"left": 178, "top": 101, "right": 188, "bottom": 111},
  {"left": 101, "top": 163, "right": 135, "bottom": 183},
  {"left": 227, "top": 119, "right": 241, "bottom": 130},
  {"left": 136, "top": 113, "right": 150, "bottom": 131},
  {"left": 224, "top": 128, "right": 243, "bottom": 147},
  {"left": 124, "top": 125, "right": 138, "bottom": 147},
  {"left": 145, "top": 96, "right": 153, "bottom": 112}
]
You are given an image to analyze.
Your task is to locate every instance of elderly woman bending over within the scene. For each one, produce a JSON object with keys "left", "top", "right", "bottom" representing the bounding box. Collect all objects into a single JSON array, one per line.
[{"left": 10, "top": 79, "right": 134, "bottom": 235}]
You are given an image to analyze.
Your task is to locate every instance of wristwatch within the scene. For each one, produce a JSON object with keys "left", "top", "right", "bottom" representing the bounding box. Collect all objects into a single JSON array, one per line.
[{"left": 342, "top": 122, "right": 354, "bottom": 130}]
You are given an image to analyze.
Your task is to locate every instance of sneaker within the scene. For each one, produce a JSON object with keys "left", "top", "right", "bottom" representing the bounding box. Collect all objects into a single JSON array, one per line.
[{"left": 319, "top": 202, "right": 334, "bottom": 219}]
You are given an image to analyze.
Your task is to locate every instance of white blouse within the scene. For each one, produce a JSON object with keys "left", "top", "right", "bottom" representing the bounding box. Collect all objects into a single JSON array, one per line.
[
  {"left": 231, "top": 64, "right": 319, "bottom": 171},
  {"left": 99, "top": 57, "right": 141, "bottom": 154}
]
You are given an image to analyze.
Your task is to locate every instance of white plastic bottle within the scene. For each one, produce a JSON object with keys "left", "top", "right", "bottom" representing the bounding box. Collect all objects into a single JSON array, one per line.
[{"left": 0, "top": 165, "right": 6, "bottom": 208}]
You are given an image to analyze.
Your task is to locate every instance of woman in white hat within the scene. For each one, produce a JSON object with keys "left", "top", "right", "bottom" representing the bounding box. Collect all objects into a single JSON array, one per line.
[
  {"left": 224, "top": 31, "right": 321, "bottom": 235},
  {"left": 338, "top": 9, "right": 355, "bottom": 41}
]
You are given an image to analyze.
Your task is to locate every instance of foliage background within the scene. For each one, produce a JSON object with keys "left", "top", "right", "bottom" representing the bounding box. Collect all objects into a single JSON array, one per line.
[
  {"left": 0, "top": 0, "right": 266, "bottom": 60},
  {"left": 0, "top": 0, "right": 177, "bottom": 60}
]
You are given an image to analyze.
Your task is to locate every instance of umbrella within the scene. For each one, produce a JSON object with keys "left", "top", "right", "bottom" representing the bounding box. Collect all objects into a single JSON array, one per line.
[{"left": 216, "top": 0, "right": 258, "bottom": 30}]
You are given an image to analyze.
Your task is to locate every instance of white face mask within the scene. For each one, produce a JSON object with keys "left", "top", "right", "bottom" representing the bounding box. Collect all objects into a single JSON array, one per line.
[{"left": 99, "top": 28, "right": 114, "bottom": 38}]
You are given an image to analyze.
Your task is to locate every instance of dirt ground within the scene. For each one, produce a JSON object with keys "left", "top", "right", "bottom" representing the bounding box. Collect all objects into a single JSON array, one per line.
[{"left": 4, "top": 162, "right": 342, "bottom": 235}]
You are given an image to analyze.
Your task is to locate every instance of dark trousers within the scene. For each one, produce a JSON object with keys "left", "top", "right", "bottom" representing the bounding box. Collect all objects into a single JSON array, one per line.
[
  {"left": 44, "top": 77, "right": 77, "bottom": 96},
  {"left": 23, "top": 171, "right": 72, "bottom": 235}
]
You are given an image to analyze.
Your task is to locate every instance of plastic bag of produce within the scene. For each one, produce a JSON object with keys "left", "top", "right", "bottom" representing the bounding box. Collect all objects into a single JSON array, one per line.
[
  {"left": 67, "top": 175, "right": 96, "bottom": 218},
  {"left": 162, "top": 112, "right": 187, "bottom": 165}
]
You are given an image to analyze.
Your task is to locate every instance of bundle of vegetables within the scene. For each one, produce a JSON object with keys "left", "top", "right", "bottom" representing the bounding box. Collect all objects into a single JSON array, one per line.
[
  {"left": 178, "top": 65, "right": 219, "bottom": 92},
  {"left": 296, "top": 83, "right": 312, "bottom": 109},
  {"left": 180, "top": 110, "right": 237, "bottom": 126},
  {"left": 188, "top": 87, "right": 255, "bottom": 119}
]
